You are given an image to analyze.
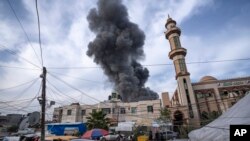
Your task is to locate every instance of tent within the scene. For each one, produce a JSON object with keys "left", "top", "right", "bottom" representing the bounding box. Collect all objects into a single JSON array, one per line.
[
  {"left": 188, "top": 92, "right": 250, "bottom": 141},
  {"left": 115, "top": 122, "right": 135, "bottom": 131}
]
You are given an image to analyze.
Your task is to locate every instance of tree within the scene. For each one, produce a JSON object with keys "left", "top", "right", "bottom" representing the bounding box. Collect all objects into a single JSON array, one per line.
[
  {"left": 86, "top": 110, "right": 110, "bottom": 130},
  {"left": 157, "top": 107, "right": 171, "bottom": 122},
  {"left": 200, "top": 111, "right": 221, "bottom": 126}
]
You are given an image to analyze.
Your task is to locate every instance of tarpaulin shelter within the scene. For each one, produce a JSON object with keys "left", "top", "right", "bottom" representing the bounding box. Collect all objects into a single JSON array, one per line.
[
  {"left": 188, "top": 92, "right": 250, "bottom": 141},
  {"left": 46, "top": 122, "right": 87, "bottom": 136}
]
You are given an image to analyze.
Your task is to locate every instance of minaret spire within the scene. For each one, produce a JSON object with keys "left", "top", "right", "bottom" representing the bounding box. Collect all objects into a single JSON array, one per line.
[{"left": 164, "top": 16, "right": 200, "bottom": 125}]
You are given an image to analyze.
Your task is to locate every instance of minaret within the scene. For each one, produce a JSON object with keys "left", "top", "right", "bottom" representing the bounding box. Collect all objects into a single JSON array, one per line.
[{"left": 165, "top": 15, "right": 200, "bottom": 123}]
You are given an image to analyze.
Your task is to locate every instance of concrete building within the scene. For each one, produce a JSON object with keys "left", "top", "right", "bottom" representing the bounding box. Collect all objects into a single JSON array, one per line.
[
  {"left": 0, "top": 114, "right": 23, "bottom": 127},
  {"left": 163, "top": 16, "right": 250, "bottom": 129},
  {"left": 53, "top": 97, "right": 161, "bottom": 126}
]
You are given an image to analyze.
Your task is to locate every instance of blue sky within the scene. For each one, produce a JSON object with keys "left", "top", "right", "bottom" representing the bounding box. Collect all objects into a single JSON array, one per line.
[{"left": 0, "top": 0, "right": 250, "bottom": 117}]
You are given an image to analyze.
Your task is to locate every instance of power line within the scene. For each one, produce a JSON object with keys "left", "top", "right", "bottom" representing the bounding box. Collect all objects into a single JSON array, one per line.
[
  {"left": 48, "top": 71, "right": 104, "bottom": 84},
  {"left": 46, "top": 57, "right": 250, "bottom": 70},
  {"left": 0, "top": 77, "right": 39, "bottom": 92},
  {"left": 48, "top": 72, "right": 101, "bottom": 104},
  {"left": 46, "top": 89, "right": 70, "bottom": 106},
  {"left": 35, "top": 0, "right": 44, "bottom": 67},
  {"left": 15, "top": 96, "right": 39, "bottom": 112},
  {"left": 46, "top": 80, "right": 82, "bottom": 104},
  {"left": 0, "top": 44, "right": 41, "bottom": 69},
  {"left": 0, "top": 65, "right": 40, "bottom": 70},
  {"left": 0, "top": 98, "right": 37, "bottom": 103},
  {"left": 6, "top": 0, "right": 42, "bottom": 66},
  {"left": 11, "top": 78, "right": 39, "bottom": 100},
  {"left": 48, "top": 66, "right": 101, "bottom": 70}
]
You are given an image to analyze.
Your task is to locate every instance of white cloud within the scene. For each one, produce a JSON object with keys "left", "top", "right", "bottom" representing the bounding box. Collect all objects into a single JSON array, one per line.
[{"left": 1, "top": 0, "right": 250, "bottom": 116}]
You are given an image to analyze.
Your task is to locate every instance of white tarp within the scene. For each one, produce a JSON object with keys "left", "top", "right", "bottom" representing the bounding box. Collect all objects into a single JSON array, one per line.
[
  {"left": 188, "top": 92, "right": 250, "bottom": 141},
  {"left": 115, "top": 122, "right": 135, "bottom": 131}
]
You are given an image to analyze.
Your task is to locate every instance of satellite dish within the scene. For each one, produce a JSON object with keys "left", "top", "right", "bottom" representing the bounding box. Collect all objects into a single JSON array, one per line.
[
  {"left": 28, "top": 111, "right": 40, "bottom": 126},
  {"left": 19, "top": 117, "right": 29, "bottom": 130}
]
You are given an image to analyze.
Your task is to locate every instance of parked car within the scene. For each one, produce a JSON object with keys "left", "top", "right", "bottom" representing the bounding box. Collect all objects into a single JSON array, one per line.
[
  {"left": 162, "top": 131, "right": 178, "bottom": 140},
  {"left": 100, "top": 132, "right": 124, "bottom": 141},
  {"left": 70, "top": 139, "right": 95, "bottom": 141}
]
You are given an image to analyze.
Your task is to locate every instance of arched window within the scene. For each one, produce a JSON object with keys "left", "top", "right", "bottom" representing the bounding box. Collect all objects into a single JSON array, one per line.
[
  {"left": 221, "top": 90, "right": 228, "bottom": 97},
  {"left": 201, "top": 111, "right": 208, "bottom": 120}
]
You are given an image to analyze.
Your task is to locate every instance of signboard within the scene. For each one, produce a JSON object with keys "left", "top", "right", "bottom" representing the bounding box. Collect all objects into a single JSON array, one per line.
[{"left": 218, "top": 80, "right": 250, "bottom": 87}]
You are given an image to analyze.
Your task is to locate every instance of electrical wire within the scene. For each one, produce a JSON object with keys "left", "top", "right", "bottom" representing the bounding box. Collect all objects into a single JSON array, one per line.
[
  {"left": 46, "top": 93, "right": 67, "bottom": 107},
  {"left": 0, "top": 77, "right": 39, "bottom": 92},
  {"left": 0, "top": 44, "right": 41, "bottom": 69},
  {"left": 46, "top": 57, "right": 250, "bottom": 70},
  {"left": 48, "top": 86, "right": 78, "bottom": 104},
  {"left": 0, "top": 65, "right": 41, "bottom": 70},
  {"left": 11, "top": 78, "right": 39, "bottom": 100},
  {"left": 6, "top": 0, "right": 42, "bottom": 66},
  {"left": 46, "top": 80, "right": 82, "bottom": 104},
  {"left": 0, "top": 97, "right": 37, "bottom": 103},
  {"left": 47, "top": 71, "right": 104, "bottom": 84},
  {"left": 48, "top": 72, "right": 101, "bottom": 104},
  {"left": 35, "top": 0, "right": 44, "bottom": 67}
]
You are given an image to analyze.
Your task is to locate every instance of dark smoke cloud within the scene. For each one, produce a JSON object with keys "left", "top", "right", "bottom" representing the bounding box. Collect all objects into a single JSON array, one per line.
[{"left": 86, "top": 0, "right": 159, "bottom": 102}]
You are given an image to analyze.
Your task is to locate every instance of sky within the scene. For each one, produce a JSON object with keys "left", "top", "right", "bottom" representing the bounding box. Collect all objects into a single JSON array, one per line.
[{"left": 0, "top": 0, "right": 250, "bottom": 118}]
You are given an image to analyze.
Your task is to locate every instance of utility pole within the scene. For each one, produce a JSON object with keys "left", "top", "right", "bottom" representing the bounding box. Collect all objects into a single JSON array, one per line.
[{"left": 40, "top": 67, "right": 47, "bottom": 141}]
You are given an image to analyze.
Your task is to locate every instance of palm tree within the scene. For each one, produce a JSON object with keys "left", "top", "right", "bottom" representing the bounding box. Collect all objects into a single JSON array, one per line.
[{"left": 86, "top": 110, "right": 110, "bottom": 130}]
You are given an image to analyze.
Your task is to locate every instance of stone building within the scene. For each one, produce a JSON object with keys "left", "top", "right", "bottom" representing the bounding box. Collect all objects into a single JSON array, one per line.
[
  {"left": 53, "top": 96, "right": 161, "bottom": 126},
  {"left": 162, "top": 16, "right": 250, "bottom": 129}
]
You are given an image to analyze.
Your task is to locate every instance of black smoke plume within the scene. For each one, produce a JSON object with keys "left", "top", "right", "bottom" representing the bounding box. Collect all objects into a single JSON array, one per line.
[{"left": 86, "top": 0, "right": 159, "bottom": 102}]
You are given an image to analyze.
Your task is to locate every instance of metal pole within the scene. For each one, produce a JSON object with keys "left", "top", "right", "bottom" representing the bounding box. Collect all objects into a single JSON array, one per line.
[{"left": 41, "top": 67, "right": 47, "bottom": 141}]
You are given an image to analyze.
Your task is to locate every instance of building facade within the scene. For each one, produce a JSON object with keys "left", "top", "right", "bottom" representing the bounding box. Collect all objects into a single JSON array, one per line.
[
  {"left": 0, "top": 114, "right": 23, "bottom": 127},
  {"left": 53, "top": 98, "right": 161, "bottom": 126},
  {"left": 163, "top": 16, "right": 250, "bottom": 128}
]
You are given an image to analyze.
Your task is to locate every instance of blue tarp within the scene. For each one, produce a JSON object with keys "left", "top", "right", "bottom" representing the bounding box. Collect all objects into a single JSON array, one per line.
[{"left": 47, "top": 122, "right": 87, "bottom": 136}]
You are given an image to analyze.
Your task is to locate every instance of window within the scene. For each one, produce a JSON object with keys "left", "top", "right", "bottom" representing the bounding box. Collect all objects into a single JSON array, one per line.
[
  {"left": 120, "top": 108, "right": 126, "bottom": 114},
  {"left": 131, "top": 107, "right": 137, "bottom": 114},
  {"left": 59, "top": 109, "right": 63, "bottom": 114},
  {"left": 196, "top": 93, "right": 204, "bottom": 99},
  {"left": 201, "top": 111, "right": 208, "bottom": 120},
  {"left": 178, "top": 59, "right": 186, "bottom": 72},
  {"left": 183, "top": 78, "right": 188, "bottom": 89},
  {"left": 67, "top": 110, "right": 72, "bottom": 115},
  {"left": 221, "top": 91, "right": 228, "bottom": 97},
  {"left": 102, "top": 108, "right": 111, "bottom": 114},
  {"left": 173, "top": 36, "right": 181, "bottom": 48},
  {"left": 112, "top": 92, "right": 117, "bottom": 98},
  {"left": 205, "top": 92, "right": 212, "bottom": 97},
  {"left": 147, "top": 106, "right": 154, "bottom": 113},
  {"left": 81, "top": 110, "right": 86, "bottom": 116}
]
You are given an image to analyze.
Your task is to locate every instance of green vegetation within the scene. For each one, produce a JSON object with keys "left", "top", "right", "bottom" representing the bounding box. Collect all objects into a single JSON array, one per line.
[
  {"left": 200, "top": 111, "right": 221, "bottom": 126},
  {"left": 158, "top": 107, "right": 171, "bottom": 122},
  {"left": 86, "top": 110, "right": 110, "bottom": 130}
]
